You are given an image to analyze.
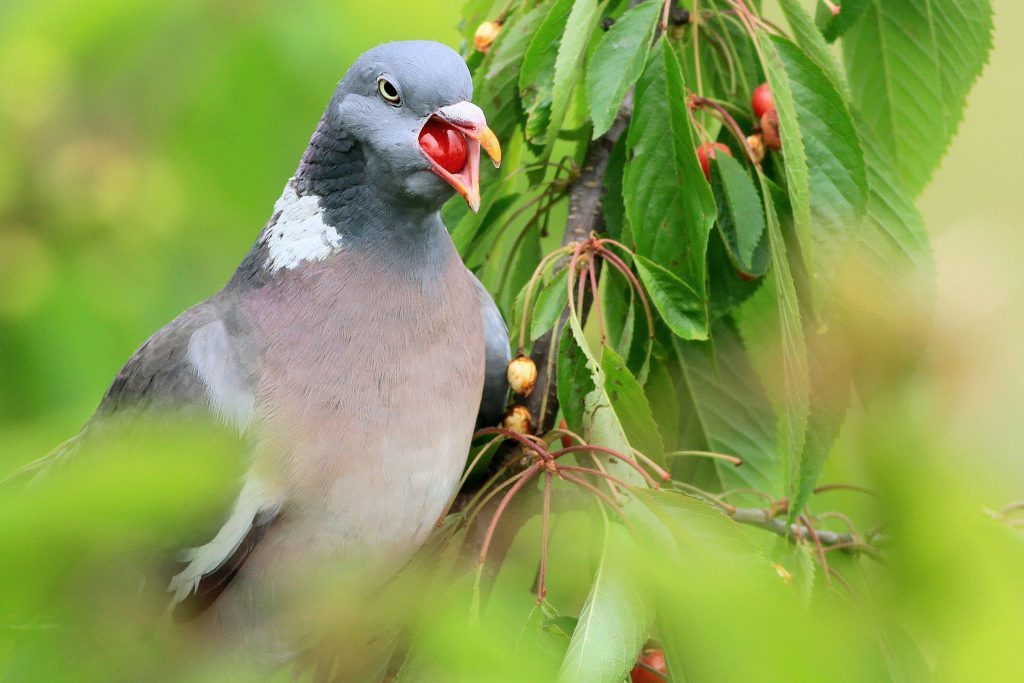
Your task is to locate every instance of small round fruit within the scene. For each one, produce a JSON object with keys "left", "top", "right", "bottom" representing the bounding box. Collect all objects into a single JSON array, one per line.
[
  {"left": 630, "top": 648, "right": 667, "bottom": 683},
  {"left": 746, "top": 133, "right": 766, "bottom": 164},
  {"left": 696, "top": 142, "right": 732, "bottom": 181},
  {"left": 419, "top": 119, "right": 469, "bottom": 173},
  {"left": 473, "top": 20, "right": 502, "bottom": 53},
  {"left": 761, "top": 109, "right": 781, "bottom": 150},
  {"left": 558, "top": 418, "right": 572, "bottom": 449},
  {"left": 751, "top": 82, "right": 774, "bottom": 120},
  {"left": 503, "top": 405, "right": 533, "bottom": 435},
  {"left": 507, "top": 354, "right": 538, "bottom": 397}
]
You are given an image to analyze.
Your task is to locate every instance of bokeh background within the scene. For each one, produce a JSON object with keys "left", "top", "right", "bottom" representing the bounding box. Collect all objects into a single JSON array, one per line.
[{"left": 1, "top": 1, "right": 1022, "bottom": 679}]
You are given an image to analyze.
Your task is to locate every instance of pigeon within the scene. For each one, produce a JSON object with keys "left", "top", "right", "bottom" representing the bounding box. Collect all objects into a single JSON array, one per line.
[{"left": 12, "top": 40, "right": 508, "bottom": 657}]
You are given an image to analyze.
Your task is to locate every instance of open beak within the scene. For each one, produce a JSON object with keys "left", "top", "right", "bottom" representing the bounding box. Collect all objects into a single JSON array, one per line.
[{"left": 418, "top": 101, "right": 501, "bottom": 212}]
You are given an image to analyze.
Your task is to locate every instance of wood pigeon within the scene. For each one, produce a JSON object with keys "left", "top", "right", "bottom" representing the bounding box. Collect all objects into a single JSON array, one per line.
[{"left": 14, "top": 41, "right": 509, "bottom": 654}]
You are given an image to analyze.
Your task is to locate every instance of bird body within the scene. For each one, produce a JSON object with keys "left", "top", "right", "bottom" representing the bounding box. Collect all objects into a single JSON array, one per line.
[{"left": 13, "top": 40, "right": 508, "bottom": 660}]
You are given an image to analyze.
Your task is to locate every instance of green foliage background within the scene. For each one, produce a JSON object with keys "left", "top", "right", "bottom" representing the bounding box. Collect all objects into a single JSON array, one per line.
[{"left": 1, "top": 0, "right": 1023, "bottom": 680}]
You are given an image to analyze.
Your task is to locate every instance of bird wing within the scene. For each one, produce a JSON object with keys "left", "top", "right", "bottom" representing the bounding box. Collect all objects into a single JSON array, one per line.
[
  {"left": 4, "top": 298, "right": 283, "bottom": 618},
  {"left": 469, "top": 271, "right": 510, "bottom": 428}
]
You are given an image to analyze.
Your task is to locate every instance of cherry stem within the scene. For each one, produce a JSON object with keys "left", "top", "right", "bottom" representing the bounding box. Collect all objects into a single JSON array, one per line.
[
  {"left": 665, "top": 449, "right": 743, "bottom": 466},
  {"left": 549, "top": 444, "right": 660, "bottom": 489},
  {"left": 812, "top": 483, "right": 876, "bottom": 497},
  {"left": 800, "top": 512, "right": 831, "bottom": 586},
  {"left": 595, "top": 247, "right": 655, "bottom": 339},
  {"left": 465, "top": 465, "right": 532, "bottom": 528},
  {"left": 518, "top": 246, "right": 573, "bottom": 351},
  {"left": 557, "top": 470, "right": 629, "bottom": 522},
  {"left": 717, "top": 487, "right": 776, "bottom": 505},
  {"left": 557, "top": 464, "right": 637, "bottom": 493},
  {"left": 672, "top": 481, "right": 737, "bottom": 513},
  {"left": 587, "top": 249, "right": 606, "bottom": 345},
  {"left": 536, "top": 471, "right": 553, "bottom": 603},
  {"left": 631, "top": 448, "right": 672, "bottom": 482},
  {"left": 477, "top": 462, "right": 542, "bottom": 566},
  {"left": 590, "top": 453, "right": 625, "bottom": 505},
  {"left": 545, "top": 428, "right": 586, "bottom": 447},
  {"left": 475, "top": 427, "right": 552, "bottom": 463}
]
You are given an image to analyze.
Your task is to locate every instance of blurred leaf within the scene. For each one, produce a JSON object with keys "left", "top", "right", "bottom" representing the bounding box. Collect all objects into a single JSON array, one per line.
[
  {"left": 633, "top": 254, "right": 707, "bottom": 340},
  {"left": 600, "top": 346, "right": 665, "bottom": 467},
  {"left": 709, "top": 154, "right": 768, "bottom": 278},
  {"left": 842, "top": 0, "right": 993, "bottom": 196},
  {"left": 624, "top": 38, "right": 716, "bottom": 317},
  {"left": 557, "top": 521, "right": 649, "bottom": 683},
  {"left": 585, "top": 0, "right": 661, "bottom": 138}
]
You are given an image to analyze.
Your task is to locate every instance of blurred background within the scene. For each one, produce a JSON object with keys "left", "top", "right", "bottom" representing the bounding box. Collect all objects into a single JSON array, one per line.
[{"left": 0, "top": 0, "right": 1022, "bottom": 678}]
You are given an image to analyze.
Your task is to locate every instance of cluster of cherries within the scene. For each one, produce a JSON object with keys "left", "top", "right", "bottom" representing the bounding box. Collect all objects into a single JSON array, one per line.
[{"left": 696, "top": 82, "right": 782, "bottom": 181}]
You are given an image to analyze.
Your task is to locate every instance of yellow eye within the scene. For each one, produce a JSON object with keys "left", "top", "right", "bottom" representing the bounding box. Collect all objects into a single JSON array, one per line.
[{"left": 378, "top": 78, "right": 401, "bottom": 105}]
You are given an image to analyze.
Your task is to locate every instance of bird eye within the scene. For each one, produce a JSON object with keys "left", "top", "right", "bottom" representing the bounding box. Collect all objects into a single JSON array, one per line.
[{"left": 377, "top": 78, "right": 401, "bottom": 105}]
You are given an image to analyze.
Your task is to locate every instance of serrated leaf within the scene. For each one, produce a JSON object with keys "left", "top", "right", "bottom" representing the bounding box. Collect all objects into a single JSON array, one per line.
[
  {"left": 739, "top": 171, "right": 810, "bottom": 522},
  {"left": 557, "top": 324, "right": 595, "bottom": 435},
  {"left": 531, "top": 268, "right": 569, "bottom": 341},
  {"left": 600, "top": 346, "right": 665, "bottom": 467},
  {"left": 520, "top": 0, "right": 574, "bottom": 145},
  {"left": 624, "top": 38, "right": 716, "bottom": 318},
  {"left": 633, "top": 254, "right": 707, "bottom": 340},
  {"left": 557, "top": 522, "right": 649, "bottom": 683},
  {"left": 674, "top": 323, "right": 783, "bottom": 497},
  {"left": 710, "top": 153, "right": 767, "bottom": 277},
  {"left": 777, "top": 0, "right": 848, "bottom": 98},
  {"left": 542, "top": 0, "right": 603, "bottom": 159},
  {"left": 763, "top": 35, "right": 867, "bottom": 306},
  {"left": 585, "top": 0, "right": 661, "bottom": 138},
  {"left": 472, "top": 2, "right": 551, "bottom": 144},
  {"left": 843, "top": 0, "right": 993, "bottom": 196},
  {"left": 814, "top": 0, "right": 869, "bottom": 42}
]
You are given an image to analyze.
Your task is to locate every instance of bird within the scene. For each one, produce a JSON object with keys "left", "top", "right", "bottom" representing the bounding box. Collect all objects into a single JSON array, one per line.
[{"left": 8, "top": 40, "right": 508, "bottom": 662}]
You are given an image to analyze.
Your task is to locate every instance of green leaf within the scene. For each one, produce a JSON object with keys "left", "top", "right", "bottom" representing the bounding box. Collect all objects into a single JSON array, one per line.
[
  {"left": 472, "top": 2, "right": 551, "bottom": 144},
  {"left": 543, "top": 0, "right": 604, "bottom": 159},
  {"left": 557, "top": 522, "right": 649, "bottom": 683},
  {"left": 600, "top": 346, "right": 665, "bottom": 467},
  {"left": 520, "top": 0, "right": 575, "bottom": 145},
  {"left": 814, "top": 0, "right": 869, "bottom": 43},
  {"left": 531, "top": 268, "right": 570, "bottom": 341},
  {"left": 777, "top": 0, "right": 848, "bottom": 98},
  {"left": 709, "top": 153, "right": 767, "bottom": 277},
  {"left": 763, "top": 35, "right": 868, "bottom": 305},
  {"left": 738, "top": 171, "right": 810, "bottom": 521},
  {"left": 557, "top": 324, "right": 595, "bottom": 435},
  {"left": 843, "top": 0, "right": 993, "bottom": 196},
  {"left": 585, "top": 0, "right": 661, "bottom": 138},
  {"left": 674, "top": 323, "right": 783, "bottom": 497},
  {"left": 633, "top": 254, "right": 707, "bottom": 340},
  {"left": 624, "top": 38, "right": 716, "bottom": 316}
]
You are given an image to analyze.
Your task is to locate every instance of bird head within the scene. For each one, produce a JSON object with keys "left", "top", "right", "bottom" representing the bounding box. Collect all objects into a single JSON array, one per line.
[{"left": 326, "top": 41, "right": 501, "bottom": 213}]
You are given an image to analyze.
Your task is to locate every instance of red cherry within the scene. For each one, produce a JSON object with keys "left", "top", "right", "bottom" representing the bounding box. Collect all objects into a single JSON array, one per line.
[
  {"left": 696, "top": 142, "right": 732, "bottom": 181},
  {"left": 761, "top": 109, "right": 782, "bottom": 151},
  {"left": 630, "top": 648, "right": 667, "bottom": 683},
  {"left": 751, "top": 82, "right": 774, "bottom": 120},
  {"left": 419, "top": 118, "right": 468, "bottom": 174},
  {"left": 558, "top": 419, "right": 572, "bottom": 450}
]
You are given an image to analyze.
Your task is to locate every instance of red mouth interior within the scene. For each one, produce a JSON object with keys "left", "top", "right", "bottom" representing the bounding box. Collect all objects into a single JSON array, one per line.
[{"left": 419, "top": 118, "right": 469, "bottom": 174}]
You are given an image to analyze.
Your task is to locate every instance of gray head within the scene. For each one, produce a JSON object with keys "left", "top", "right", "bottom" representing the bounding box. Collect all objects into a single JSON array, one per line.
[{"left": 299, "top": 41, "right": 501, "bottom": 216}]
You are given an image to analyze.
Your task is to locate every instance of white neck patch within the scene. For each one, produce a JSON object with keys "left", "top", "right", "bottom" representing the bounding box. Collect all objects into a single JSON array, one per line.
[{"left": 262, "top": 179, "right": 343, "bottom": 273}]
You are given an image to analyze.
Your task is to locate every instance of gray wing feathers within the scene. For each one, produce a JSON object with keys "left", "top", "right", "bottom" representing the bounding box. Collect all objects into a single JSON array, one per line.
[{"left": 469, "top": 272, "right": 510, "bottom": 427}]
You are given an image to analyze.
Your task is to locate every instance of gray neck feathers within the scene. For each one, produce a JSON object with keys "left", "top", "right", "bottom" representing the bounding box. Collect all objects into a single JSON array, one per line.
[{"left": 230, "top": 115, "right": 450, "bottom": 289}]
